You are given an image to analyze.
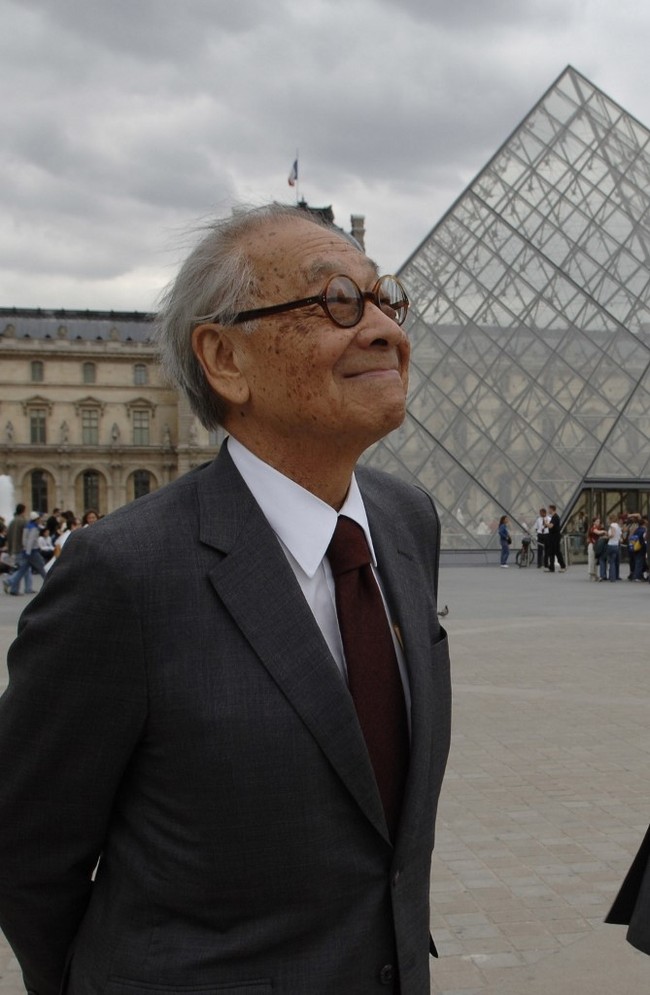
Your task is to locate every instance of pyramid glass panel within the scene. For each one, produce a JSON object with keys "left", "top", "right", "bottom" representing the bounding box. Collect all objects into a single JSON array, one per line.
[{"left": 362, "top": 67, "right": 650, "bottom": 552}]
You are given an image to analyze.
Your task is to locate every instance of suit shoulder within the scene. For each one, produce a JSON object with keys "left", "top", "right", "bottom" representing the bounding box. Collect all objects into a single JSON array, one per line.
[
  {"left": 356, "top": 466, "right": 436, "bottom": 514},
  {"left": 69, "top": 459, "right": 215, "bottom": 550}
]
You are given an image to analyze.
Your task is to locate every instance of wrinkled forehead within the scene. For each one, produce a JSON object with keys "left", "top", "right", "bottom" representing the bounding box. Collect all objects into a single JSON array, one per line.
[{"left": 244, "top": 217, "right": 379, "bottom": 294}]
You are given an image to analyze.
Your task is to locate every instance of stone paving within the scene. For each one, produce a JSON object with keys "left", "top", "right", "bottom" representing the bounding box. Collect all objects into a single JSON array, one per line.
[
  {"left": 0, "top": 564, "right": 648, "bottom": 993},
  {"left": 429, "top": 563, "right": 649, "bottom": 993}
]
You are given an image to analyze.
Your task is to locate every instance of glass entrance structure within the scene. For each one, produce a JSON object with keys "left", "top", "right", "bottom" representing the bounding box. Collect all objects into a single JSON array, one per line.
[{"left": 363, "top": 66, "right": 650, "bottom": 555}]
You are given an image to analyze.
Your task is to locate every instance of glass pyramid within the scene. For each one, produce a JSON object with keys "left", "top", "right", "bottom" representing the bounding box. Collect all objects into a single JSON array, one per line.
[{"left": 363, "top": 66, "right": 650, "bottom": 552}]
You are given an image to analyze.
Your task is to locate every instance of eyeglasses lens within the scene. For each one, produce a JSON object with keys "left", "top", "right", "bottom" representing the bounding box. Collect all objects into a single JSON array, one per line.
[
  {"left": 377, "top": 276, "right": 408, "bottom": 326},
  {"left": 323, "top": 274, "right": 409, "bottom": 327},
  {"left": 324, "top": 276, "right": 363, "bottom": 327}
]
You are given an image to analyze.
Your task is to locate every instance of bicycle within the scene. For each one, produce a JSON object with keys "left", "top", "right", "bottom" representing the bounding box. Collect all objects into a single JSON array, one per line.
[{"left": 515, "top": 530, "right": 537, "bottom": 567}]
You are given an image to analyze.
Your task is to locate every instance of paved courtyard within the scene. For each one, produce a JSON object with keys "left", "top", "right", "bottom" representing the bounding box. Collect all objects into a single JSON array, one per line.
[{"left": 0, "top": 563, "right": 648, "bottom": 993}]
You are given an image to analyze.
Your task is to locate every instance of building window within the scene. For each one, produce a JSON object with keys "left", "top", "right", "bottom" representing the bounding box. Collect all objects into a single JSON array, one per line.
[
  {"left": 30, "top": 408, "right": 47, "bottom": 444},
  {"left": 133, "top": 410, "right": 150, "bottom": 445},
  {"left": 133, "top": 469, "right": 151, "bottom": 499},
  {"left": 82, "top": 362, "right": 96, "bottom": 384},
  {"left": 31, "top": 469, "right": 48, "bottom": 513},
  {"left": 133, "top": 363, "right": 148, "bottom": 386},
  {"left": 31, "top": 360, "right": 44, "bottom": 383},
  {"left": 83, "top": 470, "right": 100, "bottom": 511},
  {"left": 81, "top": 408, "right": 99, "bottom": 445}
]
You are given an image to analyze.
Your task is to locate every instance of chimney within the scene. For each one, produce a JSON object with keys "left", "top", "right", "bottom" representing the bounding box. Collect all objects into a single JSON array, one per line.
[{"left": 350, "top": 215, "right": 365, "bottom": 251}]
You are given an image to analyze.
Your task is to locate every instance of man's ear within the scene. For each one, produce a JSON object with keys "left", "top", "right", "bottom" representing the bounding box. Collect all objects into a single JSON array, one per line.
[{"left": 191, "top": 324, "right": 250, "bottom": 405}]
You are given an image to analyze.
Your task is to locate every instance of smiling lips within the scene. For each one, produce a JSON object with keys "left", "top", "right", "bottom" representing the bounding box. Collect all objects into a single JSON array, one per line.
[{"left": 343, "top": 366, "right": 401, "bottom": 379}]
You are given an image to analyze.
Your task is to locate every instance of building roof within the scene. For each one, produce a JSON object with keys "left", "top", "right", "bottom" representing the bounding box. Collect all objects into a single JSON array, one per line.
[{"left": 0, "top": 308, "right": 155, "bottom": 343}]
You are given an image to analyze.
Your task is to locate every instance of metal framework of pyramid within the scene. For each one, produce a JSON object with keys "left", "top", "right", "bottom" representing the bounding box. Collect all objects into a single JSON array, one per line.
[{"left": 363, "top": 66, "right": 650, "bottom": 552}]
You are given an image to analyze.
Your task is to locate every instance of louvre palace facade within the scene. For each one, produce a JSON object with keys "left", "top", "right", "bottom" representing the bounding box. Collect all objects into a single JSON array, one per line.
[
  {"left": 363, "top": 66, "right": 650, "bottom": 556},
  {"left": 0, "top": 309, "right": 223, "bottom": 518}
]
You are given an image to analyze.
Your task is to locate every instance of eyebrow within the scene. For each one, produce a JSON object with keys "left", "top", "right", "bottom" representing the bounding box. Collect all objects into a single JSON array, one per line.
[{"left": 301, "top": 256, "right": 380, "bottom": 287}]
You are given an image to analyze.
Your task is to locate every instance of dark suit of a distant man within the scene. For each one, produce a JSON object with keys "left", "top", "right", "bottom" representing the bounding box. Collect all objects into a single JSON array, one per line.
[
  {"left": 0, "top": 205, "right": 451, "bottom": 994},
  {"left": 544, "top": 504, "right": 566, "bottom": 572},
  {"left": 606, "top": 824, "right": 650, "bottom": 954}
]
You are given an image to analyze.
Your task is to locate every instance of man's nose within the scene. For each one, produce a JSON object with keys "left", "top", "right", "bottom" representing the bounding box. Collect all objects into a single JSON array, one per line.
[{"left": 355, "top": 303, "right": 407, "bottom": 346}]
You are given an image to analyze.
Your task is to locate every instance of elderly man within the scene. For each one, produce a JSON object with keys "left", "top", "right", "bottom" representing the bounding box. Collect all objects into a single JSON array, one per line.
[{"left": 0, "top": 204, "right": 451, "bottom": 994}]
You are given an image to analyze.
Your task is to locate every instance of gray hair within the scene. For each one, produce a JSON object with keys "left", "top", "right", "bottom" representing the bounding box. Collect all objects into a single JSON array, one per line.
[{"left": 156, "top": 203, "right": 333, "bottom": 430}]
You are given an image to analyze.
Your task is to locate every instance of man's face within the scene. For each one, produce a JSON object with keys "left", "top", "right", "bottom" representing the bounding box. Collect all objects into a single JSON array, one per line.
[{"left": 218, "top": 217, "right": 410, "bottom": 461}]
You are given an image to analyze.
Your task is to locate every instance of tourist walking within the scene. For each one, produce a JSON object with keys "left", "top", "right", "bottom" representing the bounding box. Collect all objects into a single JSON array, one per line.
[
  {"left": 7, "top": 512, "right": 47, "bottom": 596},
  {"left": 498, "top": 514, "right": 511, "bottom": 567},
  {"left": 2, "top": 503, "right": 28, "bottom": 594}
]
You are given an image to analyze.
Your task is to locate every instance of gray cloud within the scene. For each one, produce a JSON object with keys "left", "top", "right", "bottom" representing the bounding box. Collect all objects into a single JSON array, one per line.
[{"left": 1, "top": 0, "right": 650, "bottom": 308}]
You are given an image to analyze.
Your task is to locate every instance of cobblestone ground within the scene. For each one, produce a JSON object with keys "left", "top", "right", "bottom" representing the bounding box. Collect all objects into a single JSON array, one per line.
[{"left": 1, "top": 566, "right": 648, "bottom": 993}]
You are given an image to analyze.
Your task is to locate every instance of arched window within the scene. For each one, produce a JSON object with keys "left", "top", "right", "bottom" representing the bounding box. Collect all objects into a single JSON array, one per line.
[
  {"left": 133, "top": 363, "right": 148, "bottom": 386},
  {"left": 31, "top": 469, "right": 48, "bottom": 513},
  {"left": 82, "top": 362, "right": 96, "bottom": 384},
  {"left": 133, "top": 470, "right": 151, "bottom": 499},
  {"left": 83, "top": 470, "right": 100, "bottom": 512},
  {"left": 31, "top": 360, "right": 44, "bottom": 383}
]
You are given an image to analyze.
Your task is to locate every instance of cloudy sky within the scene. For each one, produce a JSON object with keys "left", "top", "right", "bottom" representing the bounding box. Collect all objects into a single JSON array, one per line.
[{"left": 2, "top": 0, "right": 650, "bottom": 312}]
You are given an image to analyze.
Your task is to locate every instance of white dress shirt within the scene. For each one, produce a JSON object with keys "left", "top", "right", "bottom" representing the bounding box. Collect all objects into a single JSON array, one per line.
[{"left": 227, "top": 437, "right": 411, "bottom": 723}]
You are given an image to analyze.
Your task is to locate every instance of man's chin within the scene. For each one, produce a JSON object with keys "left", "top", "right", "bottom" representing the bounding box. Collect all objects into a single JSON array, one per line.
[{"left": 362, "top": 405, "right": 407, "bottom": 448}]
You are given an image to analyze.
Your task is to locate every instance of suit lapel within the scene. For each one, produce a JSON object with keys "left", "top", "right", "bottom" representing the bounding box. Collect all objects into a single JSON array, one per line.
[{"left": 196, "top": 448, "right": 388, "bottom": 840}]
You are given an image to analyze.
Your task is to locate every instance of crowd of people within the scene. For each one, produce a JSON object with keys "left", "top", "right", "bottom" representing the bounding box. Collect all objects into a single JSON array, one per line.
[
  {"left": 0, "top": 504, "right": 99, "bottom": 595},
  {"left": 498, "top": 505, "right": 648, "bottom": 583},
  {"left": 586, "top": 512, "right": 648, "bottom": 583}
]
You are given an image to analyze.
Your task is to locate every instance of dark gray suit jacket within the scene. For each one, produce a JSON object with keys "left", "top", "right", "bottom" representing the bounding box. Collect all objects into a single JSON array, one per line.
[{"left": 0, "top": 445, "right": 451, "bottom": 994}]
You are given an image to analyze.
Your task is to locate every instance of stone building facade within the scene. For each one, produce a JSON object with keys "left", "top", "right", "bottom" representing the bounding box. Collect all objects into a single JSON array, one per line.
[{"left": 0, "top": 308, "right": 221, "bottom": 517}]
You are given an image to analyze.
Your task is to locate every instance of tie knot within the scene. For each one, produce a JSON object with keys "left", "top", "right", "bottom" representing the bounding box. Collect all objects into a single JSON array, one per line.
[{"left": 327, "top": 516, "right": 372, "bottom": 576}]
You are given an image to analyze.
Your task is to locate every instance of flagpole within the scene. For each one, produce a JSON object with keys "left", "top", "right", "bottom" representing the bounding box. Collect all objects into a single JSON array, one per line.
[
  {"left": 288, "top": 151, "right": 299, "bottom": 203},
  {"left": 295, "top": 148, "right": 300, "bottom": 204}
]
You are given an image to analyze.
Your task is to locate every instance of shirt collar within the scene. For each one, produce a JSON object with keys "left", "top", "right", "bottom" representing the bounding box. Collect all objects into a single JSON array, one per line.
[{"left": 226, "top": 436, "right": 376, "bottom": 577}]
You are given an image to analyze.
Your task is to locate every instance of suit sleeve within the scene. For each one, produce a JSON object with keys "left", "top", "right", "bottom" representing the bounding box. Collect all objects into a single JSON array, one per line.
[{"left": 0, "top": 531, "right": 148, "bottom": 995}]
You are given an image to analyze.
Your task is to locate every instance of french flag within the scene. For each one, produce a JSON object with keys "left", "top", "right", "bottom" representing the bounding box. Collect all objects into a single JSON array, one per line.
[{"left": 288, "top": 159, "right": 298, "bottom": 187}]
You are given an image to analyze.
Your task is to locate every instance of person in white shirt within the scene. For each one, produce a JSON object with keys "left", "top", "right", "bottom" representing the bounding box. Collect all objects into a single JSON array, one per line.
[
  {"left": 37, "top": 529, "right": 55, "bottom": 562},
  {"left": 605, "top": 512, "right": 622, "bottom": 582},
  {"left": 534, "top": 507, "right": 548, "bottom": 569}
]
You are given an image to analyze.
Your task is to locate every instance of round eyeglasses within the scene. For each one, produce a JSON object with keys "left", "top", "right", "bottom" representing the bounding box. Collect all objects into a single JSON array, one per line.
[{"left": 216, "top": 274, "right": 409, "bottom": 329}]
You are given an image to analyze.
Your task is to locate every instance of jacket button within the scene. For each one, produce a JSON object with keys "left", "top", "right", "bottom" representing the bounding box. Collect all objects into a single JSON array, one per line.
[{"left": 379, "top": 963, "right": 394, "bottom": 984}]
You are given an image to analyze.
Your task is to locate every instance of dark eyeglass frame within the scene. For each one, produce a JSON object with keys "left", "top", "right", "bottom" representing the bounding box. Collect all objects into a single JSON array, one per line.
[{"left": 214, "top": 273, "right": 409, "bottom": 328}]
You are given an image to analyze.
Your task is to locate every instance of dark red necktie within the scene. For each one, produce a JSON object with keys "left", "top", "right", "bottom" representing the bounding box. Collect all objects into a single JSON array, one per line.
[{"left": 327, "top": 515, "right": 409, "bottom": 839}]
